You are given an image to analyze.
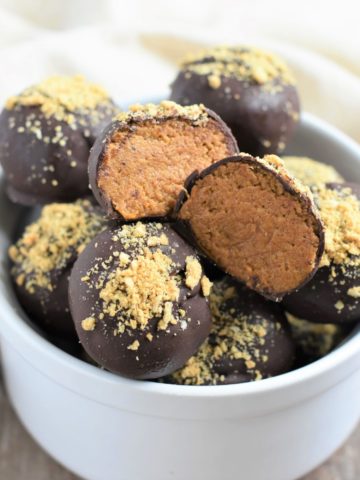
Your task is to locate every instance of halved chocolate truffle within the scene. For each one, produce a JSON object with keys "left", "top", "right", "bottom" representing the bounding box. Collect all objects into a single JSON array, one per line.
[
  {"left": 283, "top": 183, "right": 360, "bottom": 324},
  {"left": 175, "top": 154, "right": 324, "bottom": 301},
  {"left": 170, "top": 46, "right": 300, "bottom": 156},
  {"left": 0, "top": 75, "right": 118, "bottom": 205},
  {"left": 69, "top": 222, "right": 212, "bottom": 379},
  {"left": 165, "top": 277, "right": 295, "bottom": 385},
  {"left": 88, "top": 101, "right": 238, "bottom": 220},
  {"left": 283, "top": 156, "right": 344, "bottom": 187},
  {"left": 8, "top": 199, "right": 108, "bottom": 338}
]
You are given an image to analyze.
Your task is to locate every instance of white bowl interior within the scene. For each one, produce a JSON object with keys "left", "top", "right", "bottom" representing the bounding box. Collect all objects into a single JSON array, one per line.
[
  {"left": 0, "top": 111, "right": 360, "bottom": 404},
  {"left": 1, "top": 111, "right": 360, "bottom": 480}
]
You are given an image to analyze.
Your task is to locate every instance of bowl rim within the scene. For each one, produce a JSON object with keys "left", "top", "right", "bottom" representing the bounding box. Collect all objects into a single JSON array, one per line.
[{"left": 1, "top": 110, "right": 360, "bottom": 401}]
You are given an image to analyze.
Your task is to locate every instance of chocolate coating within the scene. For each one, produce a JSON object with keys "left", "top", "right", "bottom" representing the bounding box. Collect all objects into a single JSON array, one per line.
[
  {"left": 165, "top": 276, "right": 295, "bottom": 385},
  {"left": 283, "top": 183, "right": 360, "bottom": 324},
  {"left": 88, "top": 101, "right": 238, "bottom": 221},
  {"left": 170, "top": 46, "right": 300, "bottom": 156},
  {"left": 0, "top": 76, "right": 118, "bottom": 205},
  {"left": 9, "top": 199, "right": 108, "bottom": 338},
  {"left": 283, "top": 262, "right": 360, "bottom": 324},
  {"left": 69, "top": 222, "right": 212, "bottom": 379}
]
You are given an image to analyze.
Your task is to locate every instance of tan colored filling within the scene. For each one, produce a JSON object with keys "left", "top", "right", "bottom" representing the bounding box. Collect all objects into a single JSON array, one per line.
[
  {"left": 179, "top": 162, "right": 320, "bottom": 296},
  {"left": 97, "top": 118, "right": 232, "bottom": 219}
]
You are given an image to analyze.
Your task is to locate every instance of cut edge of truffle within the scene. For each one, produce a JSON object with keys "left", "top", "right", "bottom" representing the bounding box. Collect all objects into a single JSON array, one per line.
[
  {"left": 174, "top": 153, "right": 324, "bottom": 301},
  {"left": 89, "top": 106, "right": 238, "bottom": 220}
]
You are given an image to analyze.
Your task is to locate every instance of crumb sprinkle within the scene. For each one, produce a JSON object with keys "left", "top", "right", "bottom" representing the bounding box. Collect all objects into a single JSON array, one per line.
[
  {"left": 81, "top": 317, "right": 96, "bottom": 331},
  {"left": 80, "top": 223, "right": 197, "bottom": 342},
  {"left": 115, "top": 100, "right": 209, "bottom": 126},
  {"left": 8, "top": 200, "right": 107, "bottom": 294},
  {"left": 185, "top": 256, "right": 202, "bottom": 290},
  {"left": 313, "top": 185, "right": 360, "bottom": 268},
  {"left": 181, "top": 46, "right": 296, "bottom": 90},
  {"left": 6, "top": 75, "right": 112, "bottom": 124},
  {"left": 169, "top": 279, "right": 274, "bottom": 385},
  {"left": 347, "top": 286, "right": 360, "bottom": 298}
]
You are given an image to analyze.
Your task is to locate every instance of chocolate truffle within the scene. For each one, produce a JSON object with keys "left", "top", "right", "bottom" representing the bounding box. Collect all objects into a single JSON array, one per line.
[
  {"left": 69, "top": 222, "right": 212, "bottom": 379},
  {"left": 0, "top": 75, "right": 118, "bottom": 205},
  {"left": 283, "top": 183, "right": 360, "bottom": 324},
  {"left": 286, "top": 312, "right": 346, "bottom": 364},
  {"left": 283, "top": 156, "right": 344, "bottom": 187},
  {"left": 175, "top": 153, "right": 324, "bottom": 301},
  {"left": 8, "top": 199, "right": 108, "bottom": 337},
  {"left": 170, "top": 46, "right": 300, "bottom": 156},
  {"left": 165, "top": 277, "right": 295, "bottom": 385},
  {"left": 88, "top": 101, "right": 238, "bottom": 220}
]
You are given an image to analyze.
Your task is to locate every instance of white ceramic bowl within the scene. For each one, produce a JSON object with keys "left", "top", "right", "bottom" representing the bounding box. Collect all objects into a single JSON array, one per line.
[{"left": 0, "top": 112, "right": 359, "bottom": 480}]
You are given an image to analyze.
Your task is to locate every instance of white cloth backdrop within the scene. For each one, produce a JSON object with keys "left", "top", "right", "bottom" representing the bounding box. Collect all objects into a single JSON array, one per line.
[{"left": 0, "top": 0, "right": 359, "bottom": 141}]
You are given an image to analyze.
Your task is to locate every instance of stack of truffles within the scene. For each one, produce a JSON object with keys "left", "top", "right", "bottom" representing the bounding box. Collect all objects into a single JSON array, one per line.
[{"left": 3, "top": 46, "right": 359, "bottom": 386}]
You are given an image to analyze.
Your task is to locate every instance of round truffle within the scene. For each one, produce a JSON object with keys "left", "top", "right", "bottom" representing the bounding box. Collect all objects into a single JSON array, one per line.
[
  {"left": 88, "top": 101, "right": 238, "bottom": 220},
  {"left": 8, "top": 199, "right": 108, "bottom": 338},
  {"left": 286, "top": 312, "right": 346, "bottom": 365},
  {"left": 170, "top": 46, "right": 300, "bottom": 156},
  {"left": 283, "top": 183, "right": 360, "bottom": 324},
  {"left": 0, "top": 75, "right": 118, "bottom": 205},
  {"left": 175, "top": 153, "right": 324, "bottom": 301},
  {"left": 69, "top": 222, "right": 212, "bottom": 379},
  {"left": 283, "top": 156, "right": 344, "bottom": 187},
  {"left": 165, "top": 277, "right": 295, "bottom": 385}
]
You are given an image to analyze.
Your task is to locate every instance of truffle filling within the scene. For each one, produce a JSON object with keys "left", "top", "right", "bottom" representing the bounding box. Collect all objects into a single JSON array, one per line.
[
  {"left": 97, "top": 118, "right": 233, "bottom": 219},
  {"left": 178, "top": 161, "right": 321, "bottom": 297}
]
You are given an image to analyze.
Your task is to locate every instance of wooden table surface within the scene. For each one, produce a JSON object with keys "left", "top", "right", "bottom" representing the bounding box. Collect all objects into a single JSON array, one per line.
[{"left": 0, "top": 376, "right": 359, "bottom": 480}]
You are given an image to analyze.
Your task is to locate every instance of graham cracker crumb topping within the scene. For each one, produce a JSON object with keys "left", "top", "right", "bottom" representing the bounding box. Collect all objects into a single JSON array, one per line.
[
  {"left": 9, "top": 200, "right": 107, "bottom": 294},
  {"left": 127, "top": 340, "right": 140, "bottom": 351},
  {"left": 6, "top": 75, "right": 112, "bottom": 124},
  {"left": 181, "top": 46, "right": 296, "bottom": 90},
  {"left": 170, "top": 279, "right": 275, "bottom": 385},
  {"left": 283, "top": 156, "right": 344, "bottom": 187},
  {"left": 313, "top": 185, "right": 360, "bottom": 267},
  {"left": 4, "top": 75, "right": 117, "bottom": 152},
  {"left": 347, "top": 286, "right": 360, "bottom": 298},
  {"left": 201, "top": 276, "right": 213, "bottom": 297},
  {"left": 115, "top": 100, "right": 209, "bottom": 126},
  {"left": 81, "top": 317, "right": 96, "bottom": 331},
  {"left": 80, "top": 222, "right": 202, "bottom": 339},
  {"left": 99, "top": 247, "right": 179, "bottom": 329},
  {"left": 185, "top": 256, "right": 202, "bottom": 290}
]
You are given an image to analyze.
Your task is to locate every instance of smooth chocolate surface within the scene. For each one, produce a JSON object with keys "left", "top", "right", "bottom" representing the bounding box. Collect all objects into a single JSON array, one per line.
[{"left": 69, "top": 222, "right": 212, "bottom": 379}]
